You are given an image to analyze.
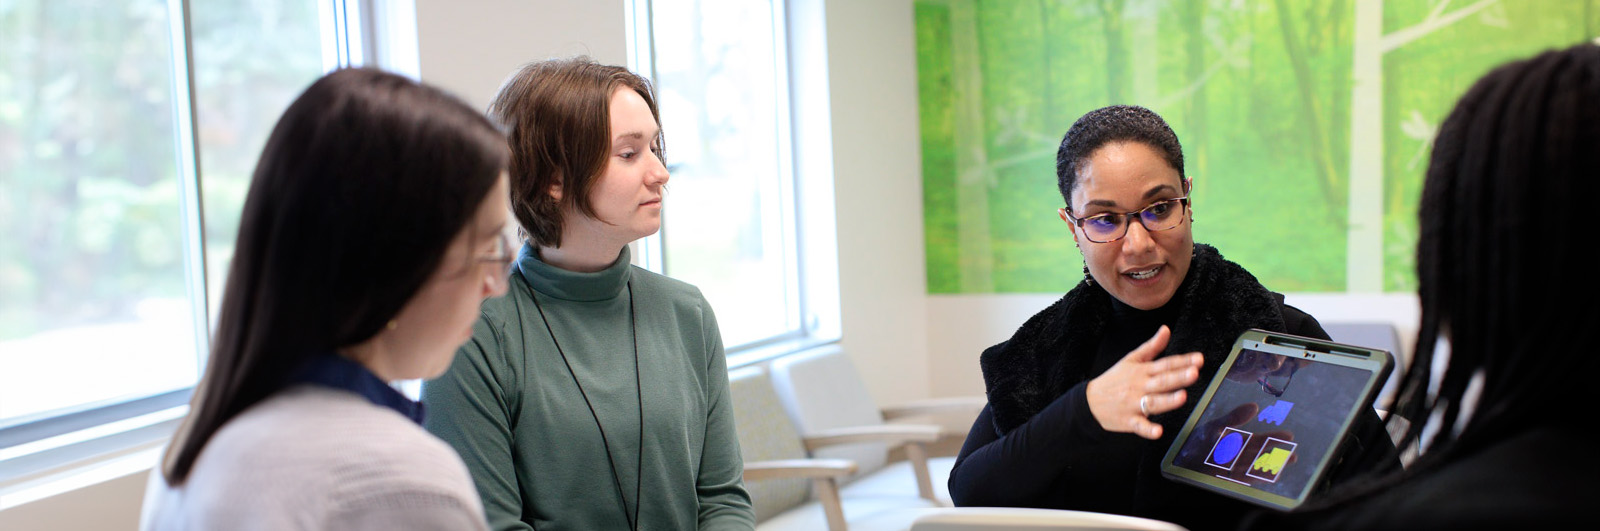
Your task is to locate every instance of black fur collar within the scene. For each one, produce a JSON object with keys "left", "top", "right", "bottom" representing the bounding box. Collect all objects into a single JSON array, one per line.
[{"left": 980, "top": 243, "right": 1289, "bottom": 435}]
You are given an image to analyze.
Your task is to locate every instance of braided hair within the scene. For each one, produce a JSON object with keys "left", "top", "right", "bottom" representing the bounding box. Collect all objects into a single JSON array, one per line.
[{"left": 1301, "top": 42, "right": 1600, "bottom": 512}]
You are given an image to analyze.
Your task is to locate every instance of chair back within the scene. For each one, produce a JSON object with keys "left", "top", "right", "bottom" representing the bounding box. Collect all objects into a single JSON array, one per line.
[
  {"left": 728, "top": 366, "right": 813, "bottom": 522},
  {"left": 770, "top": 346, "right": 889, "bottom": 481}
]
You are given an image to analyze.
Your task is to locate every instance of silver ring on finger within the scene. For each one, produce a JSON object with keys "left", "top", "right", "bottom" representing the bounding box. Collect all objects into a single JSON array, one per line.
[{"left": 1139, "top": 395, "right": 1150, "bottom": 417}]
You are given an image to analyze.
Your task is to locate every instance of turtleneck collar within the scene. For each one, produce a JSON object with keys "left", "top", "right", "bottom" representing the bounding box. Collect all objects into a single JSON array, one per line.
[{"left": 516, "top": 242, "right": 633, "bottom": 302}]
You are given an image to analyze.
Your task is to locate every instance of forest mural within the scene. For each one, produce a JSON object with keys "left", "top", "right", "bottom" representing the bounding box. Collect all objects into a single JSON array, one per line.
[{"left": 917, "top": 0, "right": 1600, "bottom": 294}]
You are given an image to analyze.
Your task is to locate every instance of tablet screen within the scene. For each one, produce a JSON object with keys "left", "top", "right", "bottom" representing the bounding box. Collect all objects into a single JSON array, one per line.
[{"left": 1166, "top": 345, "right": 1376, "bottom": 503}]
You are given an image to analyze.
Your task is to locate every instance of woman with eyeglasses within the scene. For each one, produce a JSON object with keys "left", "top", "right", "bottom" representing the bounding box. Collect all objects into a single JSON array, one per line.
[
  {"left": 143, "top": 68, "right": 512, "bottom": 530},
  {"left": 947, "top": 105, "right": 1395, "bottom": 530},
  {"left": 1242, "top": 42, "right": 1600, "bottom": 531},
  {"left": 420, "top": 57, "right": 755, "bottom": 531}
]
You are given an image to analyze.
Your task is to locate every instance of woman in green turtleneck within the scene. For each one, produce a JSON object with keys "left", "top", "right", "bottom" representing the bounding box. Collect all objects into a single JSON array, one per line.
[{"left": 421, "top": 57, "right": 754, "bottom": 531}]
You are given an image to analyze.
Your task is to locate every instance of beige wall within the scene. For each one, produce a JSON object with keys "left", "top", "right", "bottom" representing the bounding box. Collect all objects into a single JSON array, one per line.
[{"left": 0, "top": 468, "right": 147, "bottom": 531}]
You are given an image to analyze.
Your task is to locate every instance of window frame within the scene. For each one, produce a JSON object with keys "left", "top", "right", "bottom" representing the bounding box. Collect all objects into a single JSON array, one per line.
[
  {"left": 0, "top": 0, "right": 399, "bottom": 490},
  {"left": 625, "top": 0, "right": 838, "bottom": 365}
]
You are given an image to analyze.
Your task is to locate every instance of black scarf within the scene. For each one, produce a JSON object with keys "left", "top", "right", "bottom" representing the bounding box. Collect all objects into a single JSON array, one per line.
[{"left": 981, "top": 243, "right": 1290, "bottom": 435}]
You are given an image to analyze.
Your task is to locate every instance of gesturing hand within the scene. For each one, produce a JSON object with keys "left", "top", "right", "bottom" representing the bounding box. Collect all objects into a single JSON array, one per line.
[{"left": 1085, "top": 325, "right": 1204, "bottom": 440}]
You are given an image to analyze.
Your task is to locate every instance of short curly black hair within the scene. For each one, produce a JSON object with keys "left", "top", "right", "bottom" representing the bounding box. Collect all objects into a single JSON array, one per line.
[{"left": 1055, "top": 105, "right": 1185, "bottom": 208}]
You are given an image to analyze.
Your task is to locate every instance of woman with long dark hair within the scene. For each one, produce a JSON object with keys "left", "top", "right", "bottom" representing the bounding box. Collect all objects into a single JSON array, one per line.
[
  {"left": 1245, "top": 42, "right": 1600, "bottom": 529},
  {"left": 143, "top": 68, "right": 511, "bottom": 530}
]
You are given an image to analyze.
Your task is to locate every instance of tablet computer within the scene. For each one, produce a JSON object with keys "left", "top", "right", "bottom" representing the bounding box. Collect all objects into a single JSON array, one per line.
[{"left": 1159, "top": 329, "right": 1393, "bottom": 511}]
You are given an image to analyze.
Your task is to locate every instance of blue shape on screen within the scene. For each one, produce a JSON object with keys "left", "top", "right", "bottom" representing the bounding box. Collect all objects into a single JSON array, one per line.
[
  {"left": 1259, "top": 400, "right": 1295, "bottom": 425},
  {"left": 1212, "top": 432, "right": 1245, "bottom": 465}
]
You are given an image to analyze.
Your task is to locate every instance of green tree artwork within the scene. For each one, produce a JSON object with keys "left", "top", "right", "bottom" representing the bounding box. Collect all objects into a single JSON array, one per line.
[{"left": 916, "top": 0, "right": 1599, "bottom": 294}]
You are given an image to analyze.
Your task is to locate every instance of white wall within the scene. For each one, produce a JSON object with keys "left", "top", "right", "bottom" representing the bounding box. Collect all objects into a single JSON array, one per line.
[
  {"left": 819, "top": 0, "right": 1049, "bottom": 403},
  {"left": 926, "top": 294, "right": 1056, "bottom": 396},
  {"left": 413, "top": 0, "right": 627, "bottom": 110},
  {"left": 820, "top": 0, "right": 931, "bottom": 406}
]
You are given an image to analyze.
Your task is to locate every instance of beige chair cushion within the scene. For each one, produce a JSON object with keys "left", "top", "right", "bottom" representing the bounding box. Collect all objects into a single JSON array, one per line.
[
  {"left": 840, "top": 456, "right": 955, "bottom": 504},
  {"left": 770, "top": 346, "right": 889, "bottom": 481},
  {"left": 729, "top": 367, "right": 813, "bottom": 522}
]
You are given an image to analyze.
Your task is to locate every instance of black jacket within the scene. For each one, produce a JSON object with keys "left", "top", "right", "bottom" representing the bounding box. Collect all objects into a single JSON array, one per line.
[{"left": 949, "top": 244, "right": 1394, "bottom": 530}]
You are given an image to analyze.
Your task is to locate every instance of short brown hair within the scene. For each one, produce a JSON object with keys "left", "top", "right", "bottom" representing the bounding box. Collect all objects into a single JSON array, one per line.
[{"left": 488, "top": 56, "right": 662, "bottom": 247}]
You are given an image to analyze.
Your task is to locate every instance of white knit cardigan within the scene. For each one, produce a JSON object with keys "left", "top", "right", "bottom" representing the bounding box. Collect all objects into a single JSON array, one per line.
[{"left": 141, "top": 385, "right": 487, "bottom": 531}]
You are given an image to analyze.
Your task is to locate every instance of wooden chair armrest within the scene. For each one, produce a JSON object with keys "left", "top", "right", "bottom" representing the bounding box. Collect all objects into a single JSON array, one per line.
[
  {"left": 742, "top": 458, "right": 857, "bottom": 482},
  {"left": 880, "top": 395, "right": 987, "bottom": 421},
  {"left": 744, "top": 459, "right": 856, "bottom": 531},
  {"left": 802, "top": 424, "right": 941, "bottom": 452}
]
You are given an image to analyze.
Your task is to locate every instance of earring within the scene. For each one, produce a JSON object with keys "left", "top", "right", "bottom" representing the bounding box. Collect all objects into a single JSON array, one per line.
[
  {"left": 1082, "top": 263, "right": 1095, "bottom": 286},
  {"left": 386, "top": 320, "right": 398, "bottom": 331}
]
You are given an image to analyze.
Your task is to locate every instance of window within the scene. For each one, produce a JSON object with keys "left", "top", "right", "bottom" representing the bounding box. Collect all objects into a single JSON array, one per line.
[
  {"left": 190, "top": 0, "right": 328, "bottom": 316},
  {"left": 2, "top": 0, "right": 208, "bottom": 436},
  {"left": 0, "top": 0, "right": 388, "bottom": 485},
  {"left": 634, "top": 0, "right": 822, "bottom": 352}
]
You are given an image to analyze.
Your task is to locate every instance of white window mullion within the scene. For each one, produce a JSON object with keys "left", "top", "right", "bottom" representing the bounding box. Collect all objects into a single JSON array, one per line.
[
  {"left": 320, "top": 0, "right": 366, "bottom": 70},
  {"left": 165, "top": 0, "right": 210, "bottom": 371},
  {"left": 626, "top": 0, "right": 666, "bottom": 273}
]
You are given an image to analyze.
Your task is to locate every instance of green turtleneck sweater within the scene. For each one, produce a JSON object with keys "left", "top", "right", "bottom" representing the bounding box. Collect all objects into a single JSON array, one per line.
[{"left": 422, "top": 245, "right": 754, "bottom": 531}]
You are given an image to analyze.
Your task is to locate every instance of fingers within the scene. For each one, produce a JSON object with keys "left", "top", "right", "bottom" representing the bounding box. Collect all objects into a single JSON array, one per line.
[
  {"left": 1089, "top": 327, "right": 1209, "bottom": 440},
  {"left": 1152, "top": 352, "right": 1205, "bottom": 373},
  {"left": 1142, "top": 365, "right": 1198, "bottom": 393},
  {"left": 1143, "top": 353, "right": 1203, "bottom": 393},
  {"left": 1138, "top": 390, "right": 1187, "bottom": 416},
  {"left": 1126, "top": 389, "right": 1189, "bottom": 440},
  {"left": 1122, "top": 325, "right": 1171, "bottom": 364},
  {"left": 1129, "top": 416, "right": 1164, "bottom": 440}
]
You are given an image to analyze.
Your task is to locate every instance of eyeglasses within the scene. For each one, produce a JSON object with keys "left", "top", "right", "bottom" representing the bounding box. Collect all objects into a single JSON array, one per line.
[
  {"left": 1258, "top": 364, "right": 1299, "bottom": 397},
  {"left": 1060, "top": 197, "right": 1190, "bottom": 243},
  {"left": 477, "top": 230, "right": 516, "bottom": 281}
]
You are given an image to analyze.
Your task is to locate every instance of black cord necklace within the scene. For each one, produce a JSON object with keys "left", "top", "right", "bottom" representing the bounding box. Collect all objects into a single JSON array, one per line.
[{"left": 530, "top": 279, "right": 644, "bottom": 531}]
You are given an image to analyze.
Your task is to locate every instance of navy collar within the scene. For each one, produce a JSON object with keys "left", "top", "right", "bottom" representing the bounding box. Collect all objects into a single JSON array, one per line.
[{"left": 291, "top": 353, "right": 426, "bottom": 424}]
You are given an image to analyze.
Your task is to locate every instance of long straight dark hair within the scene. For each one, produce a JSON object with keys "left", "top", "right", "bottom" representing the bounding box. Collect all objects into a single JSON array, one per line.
[
  {"left": 1302, "top": 42, "right": 1600, "bottom": 511},
  {"left": 162, "top": 68, "right": 508, "bottom": 484}
]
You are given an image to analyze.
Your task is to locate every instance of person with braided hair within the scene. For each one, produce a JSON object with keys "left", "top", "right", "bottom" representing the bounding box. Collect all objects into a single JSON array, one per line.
[{"left": 1244, "top": 41, "right": 1600, "bottom": 530}]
